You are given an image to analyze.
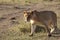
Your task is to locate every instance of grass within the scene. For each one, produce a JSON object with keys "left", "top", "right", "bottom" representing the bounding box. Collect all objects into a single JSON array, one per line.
[
  {"left": 0, "top": 0, "right": 60, "bottom": 40},
  {"left": 0, "top": 0, "right": 60, "bottom": 5},
  {"left": 0, "top": 17, "right": 60, "bottom": 40},
  {"left": 0, "top": 0, "right": 39, "bottom": 5},
  {"left": 0, "top": 20, "right": 47, "bottom": 40},
  {"left": 0, "top": 20, "right": 59, "bottom": 40}
]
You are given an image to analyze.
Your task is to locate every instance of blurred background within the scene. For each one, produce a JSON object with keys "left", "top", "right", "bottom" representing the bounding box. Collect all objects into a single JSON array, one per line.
[{"left": 0, "top": 0, "right": 60, "bottom": 40}]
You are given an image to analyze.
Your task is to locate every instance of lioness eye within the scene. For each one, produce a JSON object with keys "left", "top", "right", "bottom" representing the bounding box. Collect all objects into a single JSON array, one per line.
[{"left": 25, "top": 15, "right": 28, "bottom": 17}]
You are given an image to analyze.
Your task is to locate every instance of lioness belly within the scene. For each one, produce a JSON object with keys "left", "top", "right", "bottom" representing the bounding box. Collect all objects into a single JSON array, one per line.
[{"left": 30, "top": 19, "right": 45, "bottom": 27}]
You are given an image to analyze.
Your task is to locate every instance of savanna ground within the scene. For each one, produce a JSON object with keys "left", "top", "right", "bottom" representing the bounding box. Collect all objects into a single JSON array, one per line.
[{"left": 0, "top": 0, "right": 60, "bottom": 40}]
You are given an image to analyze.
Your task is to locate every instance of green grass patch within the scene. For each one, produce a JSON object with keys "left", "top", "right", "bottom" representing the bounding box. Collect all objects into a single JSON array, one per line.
[{"left": 0, "top": 20, "right": 47, "bottom": 40}]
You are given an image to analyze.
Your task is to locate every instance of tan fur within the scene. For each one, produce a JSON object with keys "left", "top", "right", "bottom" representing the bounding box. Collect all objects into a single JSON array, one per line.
[{"left": 23, "top": 10, "right": 57, "bottom": 36}]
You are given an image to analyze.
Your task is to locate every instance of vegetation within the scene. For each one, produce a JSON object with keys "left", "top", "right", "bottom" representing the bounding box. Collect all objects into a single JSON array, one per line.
[
  {"left": 0, "top": 0, "right": 60, "bottom": 5},
  {"left": 0, "top": 0, "right": 39, "bottom": 5},
  {"left": 0, "top": 0, "right": 60, "bottom": 40}
]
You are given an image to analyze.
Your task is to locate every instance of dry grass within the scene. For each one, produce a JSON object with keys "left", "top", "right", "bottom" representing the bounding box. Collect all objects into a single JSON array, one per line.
[
  {"left": 0, "top": 0, "right": 41, "bottom": 5},
  {"left": 0, "top": 0, "right": 60, "bottom": 40},
  {"left": 0, "top": 0, "right": 60, "bottom": 5}
]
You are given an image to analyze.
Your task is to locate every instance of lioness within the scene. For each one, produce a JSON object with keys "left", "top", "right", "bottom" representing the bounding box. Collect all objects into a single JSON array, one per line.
[{"left": 23, "top": 10, "right": 57, "bottom": 37}]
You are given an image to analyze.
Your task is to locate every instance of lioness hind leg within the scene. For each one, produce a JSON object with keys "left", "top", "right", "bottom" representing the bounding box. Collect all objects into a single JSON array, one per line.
[
  {"left": 29, "top": 24, "right": 36, "bottom": 36},
  {"left": 50, "top": 19, "right": 57, "bottom": 33},
  {"left": 45, "top": 24, "right": 52, "bottom": 37},
  {"left": 50, "top": 25, "right": 55, "bottom": 33},
  {"left": 52, "top": 16, "right": 57, "bottom": 33},
  {"left": 52, "top": 21, "right": 57, "bottom": 33}
]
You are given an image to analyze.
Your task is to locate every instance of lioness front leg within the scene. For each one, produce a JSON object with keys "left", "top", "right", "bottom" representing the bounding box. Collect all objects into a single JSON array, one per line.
[{"left": 29, "top": 24, "right": 36, "bottom": 36}]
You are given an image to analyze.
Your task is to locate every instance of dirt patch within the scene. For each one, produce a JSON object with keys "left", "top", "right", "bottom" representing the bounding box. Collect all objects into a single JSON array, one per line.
[{"left": 0, "top": 2, "right": 60, "bottom": 40}]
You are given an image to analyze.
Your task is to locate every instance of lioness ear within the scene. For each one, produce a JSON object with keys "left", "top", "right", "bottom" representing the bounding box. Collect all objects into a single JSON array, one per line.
[
  {"left": 33, "top": 10, "right": 37, "bottom": 12},
  {"left": 29, "top": 10, "right": 32, "bottom": 13},
  {"left": 30, "top": 10, "right": 37, "bottom": 14},
  {"left": 29, "top": 10, "right": 34, "bottom": 13},
  {"left": 23, "top": 11, "right": 27, "bottom": 14}
]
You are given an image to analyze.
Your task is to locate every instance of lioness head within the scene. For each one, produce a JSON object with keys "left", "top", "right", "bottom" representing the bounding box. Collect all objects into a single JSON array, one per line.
[
  {"left": 23, "top": 11, "right": 30, "bottom": 22},
  {"left": 23, "top": 10, "right": 37, "bottom": 22}
]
